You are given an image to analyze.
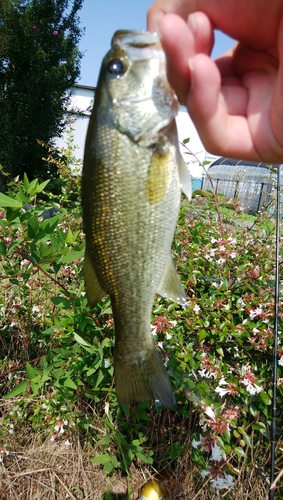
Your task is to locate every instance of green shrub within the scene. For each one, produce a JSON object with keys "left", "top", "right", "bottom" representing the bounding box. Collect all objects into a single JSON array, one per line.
[{"left": 0, "top": 168, "right": 282, "bottom": 495}]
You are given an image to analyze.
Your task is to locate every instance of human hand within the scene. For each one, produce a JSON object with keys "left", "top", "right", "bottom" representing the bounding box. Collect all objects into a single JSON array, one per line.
[{"left": 147, "top": 0, "right": 283, "bottom": 163}]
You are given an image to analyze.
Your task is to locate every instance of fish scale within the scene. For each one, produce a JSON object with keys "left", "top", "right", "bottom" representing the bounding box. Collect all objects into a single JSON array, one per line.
[{"left": 82, "top": 30, "right": 192, "bottom": 407}]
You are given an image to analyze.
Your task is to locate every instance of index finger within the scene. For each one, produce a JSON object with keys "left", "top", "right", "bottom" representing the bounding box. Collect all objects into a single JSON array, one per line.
[{"left": 147, "top": 0, "right": 196, "bottom": 31}]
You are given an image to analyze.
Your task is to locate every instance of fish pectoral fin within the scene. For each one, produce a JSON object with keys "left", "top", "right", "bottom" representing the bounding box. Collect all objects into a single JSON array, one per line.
[
  {"left": 115, "top": 347, "right": 175, "bottom": 408},
  {"left": 146, "top": 147, "right": 171, "bottom": 205},
  {"left": 179, "top": 154, "right": 192, "bottom": 200},
  {"left": 157, "top": 258, "right": 187, "bottom": 308},
  {"left": 84, "top": 250, "right": 107, "bottom": 308}
]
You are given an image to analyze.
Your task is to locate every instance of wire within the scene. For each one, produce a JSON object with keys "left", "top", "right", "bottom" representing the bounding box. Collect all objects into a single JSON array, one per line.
[{"left": 269, "top": 164, "right": 281, "bottom": 499}]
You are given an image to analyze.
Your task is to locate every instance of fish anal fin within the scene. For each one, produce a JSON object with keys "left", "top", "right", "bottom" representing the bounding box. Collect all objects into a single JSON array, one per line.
[
  {"left": 84, "top": 249, "right": 107, "bottom": 308},
  {"left": 115, "top": 347, "right": 175, "bottom": 408},
  {"left": 157, "top": 258, "right": 187, "bottom": 308}
]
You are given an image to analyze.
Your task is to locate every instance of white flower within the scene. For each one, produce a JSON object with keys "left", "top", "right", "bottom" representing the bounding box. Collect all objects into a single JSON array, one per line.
[
  {"left": 165, "top": 332, "right": 172, "bottom": 340},
  {"left": 237, "top": 297, "right": 245, "bottom": 310},
  {"left": 193, "top": 304, "right": 201, "bottom": 314},
  {"left": 200, "top": 469, "right": 210, "bottom": 478},
  {"left": 150, "top": 325, "right": 157, "bottom": 336},
  {"left": 217, "top": 258, "right": 226, "bottom": 265},
  {"left": 219, "top": 245, "right": 226, "bottom": 251},
  {"left": 210, "top": 443, "right": 223, "bottom": 462},
  {"left": 65, "top": 439, "right": 72, "bottom": 447},
  {"left": 211, "top": 473, "right": 234, "bottom": 490},
  {"left": 241, "top": 378, "right": 263, "bottom": 395},
  {"left": 211, "top": 282, "right": 219, "bottom": 288},
  {"left": 230, "top": 252, "right": 237, "bottom": 259},
  {"left": 249, "top": 307, "right": 263, "bottom": 320},
  {"left": 204, "top": 406, "right": 216, "bottom": 421},
  {"left": 192, "top": 438, "right": 202, "bottom": 449},
  {"left": 278, "top": 356, "right": 283, "bottom": 367},
  {"left": 215, "top": 386, "right": 230, "bottom": 397},
  {"left": 199, "top": 417, "right": 208, "bottom": 431},
  {"left": 227, "top": 237, "right": 237, "bottom": 245},
  {"left": 215, "top": 378, "right": 229, "bottom": 397},
  {"left": 198, "top": 369, "right": 216, "bottom": 379},
  {"left": 169, "top": 320, "right": 177, "bottom": 327},
  {"left": 20, "top": 259, "right": 30, "bottom": 267}
]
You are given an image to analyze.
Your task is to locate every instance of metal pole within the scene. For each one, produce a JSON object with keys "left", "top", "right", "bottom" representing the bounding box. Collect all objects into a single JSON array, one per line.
[{"left": 269, "top": 164, "right": 281, "bottom": 499}]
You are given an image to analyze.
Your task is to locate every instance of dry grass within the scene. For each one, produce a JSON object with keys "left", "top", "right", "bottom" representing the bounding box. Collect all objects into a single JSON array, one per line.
[
  {"left": 0, "top": 403, "right": 280, "bottom": 500},
  {"left": 0, "top": 437, "right": 275, "bottom": 500}
]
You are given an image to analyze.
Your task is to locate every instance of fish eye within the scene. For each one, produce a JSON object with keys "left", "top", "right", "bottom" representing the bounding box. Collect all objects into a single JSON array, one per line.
[{"left": 107, "top": 59, "right": 127, "bottom": 76}]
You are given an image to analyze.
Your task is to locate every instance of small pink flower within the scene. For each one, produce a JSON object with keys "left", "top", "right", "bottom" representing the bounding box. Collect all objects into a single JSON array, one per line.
[
  {"left": 53, "top": 30, "right": 58, "bottom": 35},
  {"left": 32, "top": 25, "right": 37, "bottom": 29},
  {"left": 40, "top": 97, "right": 45, "bottom": 101}
]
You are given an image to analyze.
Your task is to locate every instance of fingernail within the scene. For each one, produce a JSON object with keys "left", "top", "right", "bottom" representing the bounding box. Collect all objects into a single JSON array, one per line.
[
  {"left": 155, "top": 21, "right": 162, "bottom": 40},
  {"left": 188, "top": 13, "right": 197, "bottom": 33},
  {"left": 188, "top": 58, "right": 194, "bottom": 90}
]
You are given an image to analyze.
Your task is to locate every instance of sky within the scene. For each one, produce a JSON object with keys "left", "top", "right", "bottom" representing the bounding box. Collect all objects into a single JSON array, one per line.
[{"left": 77, "top": 0, "right": 235, "bottom": 87}]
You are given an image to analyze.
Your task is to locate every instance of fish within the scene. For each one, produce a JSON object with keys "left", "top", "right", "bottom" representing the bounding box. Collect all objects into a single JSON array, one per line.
[{"left": 82, "top": 30, "right": 192, "bottom": 408}]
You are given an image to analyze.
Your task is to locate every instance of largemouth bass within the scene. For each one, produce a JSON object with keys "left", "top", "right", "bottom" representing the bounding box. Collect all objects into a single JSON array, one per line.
[{"left": 82, "top": 30, "right": 191, "bottom": 408}]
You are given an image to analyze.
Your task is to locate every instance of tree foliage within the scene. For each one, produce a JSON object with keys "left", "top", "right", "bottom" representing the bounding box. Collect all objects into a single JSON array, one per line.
[{"left": 0, "top": 0, "right": 84, "bottom": 185}]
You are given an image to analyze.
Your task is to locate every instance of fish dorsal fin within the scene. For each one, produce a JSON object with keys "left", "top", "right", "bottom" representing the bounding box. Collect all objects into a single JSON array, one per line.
[
  {"left": 84, "top": 249, "right": 107, "bottom": 308},
  {"left": 179, "top": 154, "right": 192, "bottom": 200},
  {"left": 157, "top": 257, "right": 187, "bottom": 308}
]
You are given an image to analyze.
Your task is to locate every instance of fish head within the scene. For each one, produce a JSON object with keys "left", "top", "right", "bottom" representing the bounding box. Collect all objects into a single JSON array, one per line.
[{"left": 97, "top": 30, "right": 179, "bottom": 146}]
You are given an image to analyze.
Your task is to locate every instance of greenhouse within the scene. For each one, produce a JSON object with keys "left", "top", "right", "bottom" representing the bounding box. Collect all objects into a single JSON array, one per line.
[{"left": 201, "top": 158, "right": 282, "bottom": 213}]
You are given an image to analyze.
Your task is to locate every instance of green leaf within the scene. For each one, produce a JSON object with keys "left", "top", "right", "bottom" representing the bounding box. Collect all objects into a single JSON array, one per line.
[
  {"left": 27, "top": 216, "right": 40, "bottom": 237},
  {"left": 95, "top": 369, "right": 104, "bottom": 388},
  {"left": 136, "top": 451, "right": 153, "bottom": 464},
  {"left": 60, "top": 250, "right": 84, "bottom": 264},
  {"left": 26, "top": 362, "right": 40, "bottom": 380},
  {"left": 259, "top": 391, "right": 271, "bottom": 405},
  {"left": 7, "top": 239, "right": 24, "bottom": 254},
  {"left": 234, "top": 447, "right": 246, "bottom": 458},
  {"left": 74, "top": 333, "right": 91, "bottom": 347},
  {"left": 103, "top": 462, "right": 114, "bottom": 473},
  {"left": 91, "top": 453, "right": 112, "bottom": 464},
  {"left": 3, "top": 381, "right": 28, "bottom": 399},
  {"left": 183, "top": 137, "right": 190, "bottom": 144},
  {"left": 23, "top": 173, "right": 30, "bottom": 191},
  {"left": 0, "top": 241, "right": 6, "bottom": 256},
  {"left": 0, "top": 193, "right": 22, "bottom": 208},
  {"left": 64, "top": 377, "right": 77, "bottom": 389},
  {"left": 27, "top": 178, "right": 39, "bottom": 195},
  {"left": 51, "top": 296, "right": 71, "bottom": 309},
  {"left": 37, "top": 179, "right": 50, "bottom": 193}
]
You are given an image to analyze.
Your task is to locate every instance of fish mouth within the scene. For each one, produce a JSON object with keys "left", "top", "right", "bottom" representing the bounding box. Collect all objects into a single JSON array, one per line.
[
  {"left": 115, "top": 94, "right": 152, "bottom": 105},
  {"left": 117, "top": 93, "right": 176, "bottom": 105},
  {"left": 112, "top": 30, "right": 159, "bottom": 49},
  {"left": 112, "top": 30, "right": 163, "bottom": 61}
]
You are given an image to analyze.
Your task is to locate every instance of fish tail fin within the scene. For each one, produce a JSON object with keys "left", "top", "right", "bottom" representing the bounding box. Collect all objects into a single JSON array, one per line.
[{"left": 115, "top": 347, "right": 175, "bottom": 408}]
